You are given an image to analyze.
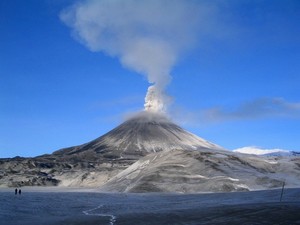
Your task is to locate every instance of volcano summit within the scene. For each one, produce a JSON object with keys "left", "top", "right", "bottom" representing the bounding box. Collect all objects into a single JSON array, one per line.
[
  {"left": 53, "top": 112, "right": 223, "bottom": 160},
  {"left": 1, "top": 112, "right": 300, "bottom": 192}
]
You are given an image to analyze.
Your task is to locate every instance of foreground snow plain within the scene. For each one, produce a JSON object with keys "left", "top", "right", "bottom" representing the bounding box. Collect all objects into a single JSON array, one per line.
[{"left": 0, "top": 188, "right": 299, "bottom": 225}]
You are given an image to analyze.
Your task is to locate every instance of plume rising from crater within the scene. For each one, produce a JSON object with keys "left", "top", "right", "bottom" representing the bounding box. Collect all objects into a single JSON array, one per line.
[
  {"left": 60, "top": 0, "right": 218, "bottom": 113},
  {"left": 144, "top": 86, "right": 171, "bottom": 113}
]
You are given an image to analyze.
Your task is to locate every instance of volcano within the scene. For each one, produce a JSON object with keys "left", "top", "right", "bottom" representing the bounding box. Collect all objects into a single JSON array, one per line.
[
  {"left": 1, "top": 112, "right": 224, "bottom": 188},
  {"left": 2, "top": 112, "right": 300, "bottom": 191},
  {"left": 53, "top": 112, "right": 223, "bottom": 160}
]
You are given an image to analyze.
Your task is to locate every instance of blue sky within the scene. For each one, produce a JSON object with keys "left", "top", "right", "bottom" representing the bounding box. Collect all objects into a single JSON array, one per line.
[{"left": 1, "top": 0, "right": 299, "bottom": 158}]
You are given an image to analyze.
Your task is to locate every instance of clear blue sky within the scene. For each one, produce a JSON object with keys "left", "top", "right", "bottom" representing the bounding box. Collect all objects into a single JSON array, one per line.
[{"left": 1, "top": 0, "right": 299, "bottom": 158}]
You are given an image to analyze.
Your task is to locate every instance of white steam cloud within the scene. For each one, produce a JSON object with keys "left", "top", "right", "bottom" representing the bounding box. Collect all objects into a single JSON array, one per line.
[
  {"left": 60, "top": 0, "right": 217, "bottom": 114},
  {"left": 144, "top": 86, "right": 171, "bottom": 113}
]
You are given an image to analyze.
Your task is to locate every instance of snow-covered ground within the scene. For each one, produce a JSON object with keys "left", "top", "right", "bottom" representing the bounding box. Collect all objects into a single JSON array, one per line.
[{"left": 0, "top": 188, "right": 299, "bottom": 225}]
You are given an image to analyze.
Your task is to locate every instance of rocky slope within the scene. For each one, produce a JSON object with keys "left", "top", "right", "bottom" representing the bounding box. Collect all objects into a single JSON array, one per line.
[
  {"left": 101, "top": 148, "right": 300, "bottom": 193},
  {"left": 0, "top": 155, "right": 131, "bottom": 188}
]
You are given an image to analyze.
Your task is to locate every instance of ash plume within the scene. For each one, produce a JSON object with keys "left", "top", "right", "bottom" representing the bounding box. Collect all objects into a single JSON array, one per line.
[
  {"left": 144, "top": 86, "right": 172, "bottom": 114},
  {"left": 60, "top": 0, "right": 218, "bottom": 114}
]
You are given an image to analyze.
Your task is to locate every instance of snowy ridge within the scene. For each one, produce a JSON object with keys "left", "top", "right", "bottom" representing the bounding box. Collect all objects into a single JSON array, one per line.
[{"left": 233, "top": 146, "right": 300, "bottom": 157}]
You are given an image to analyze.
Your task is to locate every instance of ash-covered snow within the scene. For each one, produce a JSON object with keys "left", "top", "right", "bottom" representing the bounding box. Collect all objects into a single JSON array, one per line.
[{"left": 1, "top": 189, "right": 300, "bottom": 225}]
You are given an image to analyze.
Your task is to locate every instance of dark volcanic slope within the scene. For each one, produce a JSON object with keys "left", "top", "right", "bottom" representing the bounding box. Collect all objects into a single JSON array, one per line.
[{"left": 53, "top": 112, "right": 223, "bottom": 160}]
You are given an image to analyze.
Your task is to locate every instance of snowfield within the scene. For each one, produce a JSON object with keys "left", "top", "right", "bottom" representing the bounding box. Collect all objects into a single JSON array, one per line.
[{"left": 0, "top": 188, "right": 300, "bottom": 225}]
